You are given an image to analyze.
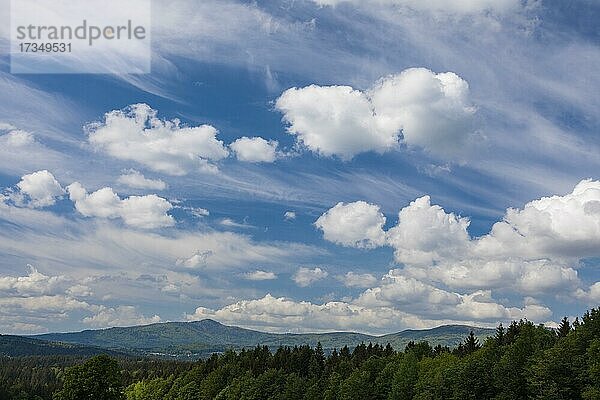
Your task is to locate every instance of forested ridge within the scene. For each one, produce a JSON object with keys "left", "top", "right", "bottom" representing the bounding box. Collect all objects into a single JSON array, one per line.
[
  {"left": 1, "top": 308, "right": 599, "bottom": 400},
  {"left": 29, "top": 320, "right": 493, "bottom": 359}
]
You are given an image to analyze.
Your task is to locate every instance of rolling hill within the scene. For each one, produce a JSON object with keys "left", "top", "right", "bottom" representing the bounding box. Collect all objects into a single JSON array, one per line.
[
  {"left": 0, "top": 334, "right": 129, "bottom": 358},
  {"left": 31, "top": 319, "right": 494, "bottom": 359}
]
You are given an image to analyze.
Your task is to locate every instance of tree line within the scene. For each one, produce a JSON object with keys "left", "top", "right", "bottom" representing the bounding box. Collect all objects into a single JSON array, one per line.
[{"left": 1, "top": 307, "right": 599, "bottom": 400}]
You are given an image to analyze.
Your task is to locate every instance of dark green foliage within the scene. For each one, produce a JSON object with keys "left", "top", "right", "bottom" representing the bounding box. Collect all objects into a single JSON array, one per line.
[
  {"left": 53, "top": 354, "right": 125, "bottom": 400},
  {"left": 413, "top": 352, "right": 458, "bottom": 400},
  {"left": 492, "top": 320, "right": 556, "bottom": 400},
  {"left": 452, "top": 330, "right": 481, "bottom": 357},
  {"left": 557, "top": 317, "right": 572, "bottom": 338},
  {"left": 1, "top": 308, "right": 599, "bottom": 400},
  {"left": 528, "top": 308, "right": 600, "bottom": 400},
  {"left": 389, "top": 352, "right": 419, "bottom": 400},
  {"left": 0, "top": 355, "right": 193, "bottom": 400},
  {"left": 405, "top": 341, "right": 433, "bottom": 360}
]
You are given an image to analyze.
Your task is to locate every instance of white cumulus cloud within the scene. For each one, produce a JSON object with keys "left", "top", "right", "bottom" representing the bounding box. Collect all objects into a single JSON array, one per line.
[
  {"left": 87, "top": 104, "right": 229, "bottom": 175},
  {"left": 276, "top": 85, "right": 396, "bottom": 160},
  {"left": 338, "top": 272, "right": 378, "bottom": 288},
  {"left": 67, "top": 182, "right": 174, "bottom": 229},
  {"left": 16, "top": 170, "right": 65, "bottom": 207},
  {"left": 230, "top": 136, "right": 278, "bottom": 162},
  {"left": 315, "top": 201, "right": 386, "bottom": 248},
  {"left": 370, "top": 69, "right": 477, "bottom": 159},
  {"left": 0, "top": 265, "right": 67, "bottom": 296},
  {"left": 82, "top": 305, "right": 160, "bottom": 328},
  {"left": 275, "top": 68, "right": 476, "bottom": 160},
  {"left": 386, "top": 195, "right": 471, "bottom": 266},
  {"left": 0, "top": 267, "right": 98, "bottom": 333},
  {"left": 576, "top": 282, "right": 600, "bottom": 304},
  {"left": 293, "top": 267, "right": 328, "bottom": 287},
  {"left": 474, "top": 179, "right": 600, "bottom": 261},
  {"left": 318, "top": 179, "right": 600, "bottom": 299},
  {"left": 117, "top": 169, "right": 167, "bottom": 190}
]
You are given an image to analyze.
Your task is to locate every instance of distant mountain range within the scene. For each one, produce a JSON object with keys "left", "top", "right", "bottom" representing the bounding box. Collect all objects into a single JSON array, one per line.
[{"left": 3, "top": 319, "right": 495, "bottom": 360}]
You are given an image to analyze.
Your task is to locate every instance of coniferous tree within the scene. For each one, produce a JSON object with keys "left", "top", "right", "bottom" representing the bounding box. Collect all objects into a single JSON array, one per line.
[
  {"left": 314, "top": 342, "right": 325, "bottom": 369},
  {"left": 384, "top": 343, "right": 394, "bottom": 357},
  {"left": 464, "top": 330, "right": 481, "bottom": 354},
  {"left": 340, "top": 345, "right": 351, "bottom": 358},
  {"left": 495, "top": 323, "right": 506, "bottom": 345},
  {"left": 557, "top": 316, "right": 572, "bottom": 338}
]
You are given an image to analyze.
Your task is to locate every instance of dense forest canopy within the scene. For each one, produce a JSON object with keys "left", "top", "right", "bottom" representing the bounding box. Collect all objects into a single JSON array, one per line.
[{"left": 1, "top": 308, "right": 599, "bottom": 400}]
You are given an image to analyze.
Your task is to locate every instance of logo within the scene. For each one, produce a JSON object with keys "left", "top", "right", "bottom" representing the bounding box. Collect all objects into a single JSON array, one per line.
[{"left": 10, "top": 0, "right": 151, "bottom": 74}]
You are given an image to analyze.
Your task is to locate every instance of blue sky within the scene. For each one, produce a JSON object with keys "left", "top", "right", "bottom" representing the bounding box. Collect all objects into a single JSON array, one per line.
[{"left": 0, "top": 0, "right": 599, "bottom": 335}]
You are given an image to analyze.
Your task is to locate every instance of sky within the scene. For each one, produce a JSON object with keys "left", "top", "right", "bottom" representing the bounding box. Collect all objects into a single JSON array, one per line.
[{"left": 0, "top": 0, "right": 599, "bottom": 335}]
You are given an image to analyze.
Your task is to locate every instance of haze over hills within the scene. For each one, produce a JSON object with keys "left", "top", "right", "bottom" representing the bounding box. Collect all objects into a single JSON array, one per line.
[{"left": 28, "top": 319, "right": 494, "bottom": 359}]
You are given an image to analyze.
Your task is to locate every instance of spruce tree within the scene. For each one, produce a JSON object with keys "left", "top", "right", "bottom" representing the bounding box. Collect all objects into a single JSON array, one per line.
[
  {"left": 464, "top": 331, "right": 481, "bottom": 355},
  {"left": 557, "top": 316, "right": 571, "bottom": 338},
  {"left": 494, "top": 323, "right": 505, "bottom": 345}
]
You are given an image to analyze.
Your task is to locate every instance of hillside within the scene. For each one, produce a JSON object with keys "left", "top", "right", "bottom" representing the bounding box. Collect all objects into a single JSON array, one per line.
[
  {"left": 31, "top": 319, "right": 494, "bottom": 359},
  {"left": 0, "top": 334, "right": 128, "bottom": 357},
  {"left": 380, "top": 325, "right": 495, "bottom": 349}
]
